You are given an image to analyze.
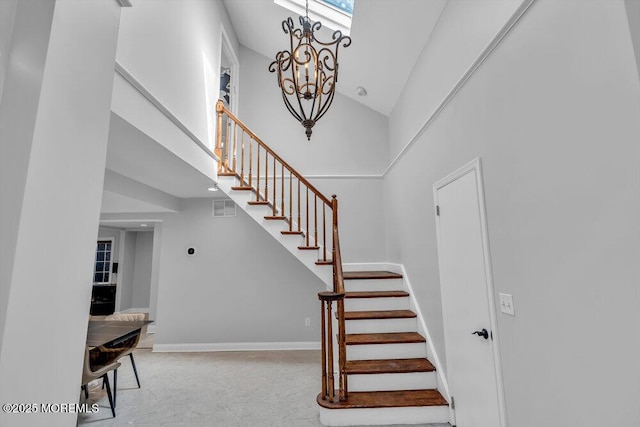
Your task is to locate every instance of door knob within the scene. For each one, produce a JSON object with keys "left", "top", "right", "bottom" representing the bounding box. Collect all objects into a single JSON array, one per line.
[{"left": 471, "top": 328, "right": 489, "bottom": 339}]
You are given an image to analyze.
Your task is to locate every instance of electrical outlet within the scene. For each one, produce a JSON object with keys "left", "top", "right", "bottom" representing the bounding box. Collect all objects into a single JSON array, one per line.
[
  {"left": 305, "top": 317, "right": 311, "bottom": 327},
  {"left": 499, "top": 293, "right": 515, "bottom": 316}
]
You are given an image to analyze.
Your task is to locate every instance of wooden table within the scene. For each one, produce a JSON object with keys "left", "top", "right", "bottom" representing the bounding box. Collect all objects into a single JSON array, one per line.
[{"left": 87, "top": 320, "right": 152, "bottom": 348}]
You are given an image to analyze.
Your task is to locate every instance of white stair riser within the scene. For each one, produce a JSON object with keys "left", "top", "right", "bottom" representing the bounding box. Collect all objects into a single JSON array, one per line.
[
  {"left": 344, "top": 278, "right": 404, "bottom": 292},
  {"left": 318, "top": 405, "right": 449, "bottom": 426},
  {"left": 347, "top": 342, "right": 426, "bottom": 360},
  {"left": 348, "top": 371, "right": 437, "bottom": 391},
  {"left": 345, "top": 297, "right": 409, "bottom": 312},
  {"left": 346, "top": 317, "right": 417, "bottom": 334}
]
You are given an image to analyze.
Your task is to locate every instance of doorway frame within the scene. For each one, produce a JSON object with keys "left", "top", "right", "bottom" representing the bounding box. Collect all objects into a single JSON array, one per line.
[
  {"left": 432, "top": 157, "right": 507, "bottom": 427},
  {"left": 220, "top": 25, "right": 239, "bottom": 117}
]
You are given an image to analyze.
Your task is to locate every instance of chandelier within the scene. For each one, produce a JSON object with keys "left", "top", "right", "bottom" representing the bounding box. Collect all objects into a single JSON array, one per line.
[{"left": 269, "top": 0, "right": 351, "bottom": 140}]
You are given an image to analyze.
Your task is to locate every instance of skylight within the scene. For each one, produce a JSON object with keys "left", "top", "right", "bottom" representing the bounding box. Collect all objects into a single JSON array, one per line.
[
  {"left": 275, "top": 0, "right": 354, "bottom": 34},
  {"left": 320, "top": 0, "right": 354, "bottom": 16}
]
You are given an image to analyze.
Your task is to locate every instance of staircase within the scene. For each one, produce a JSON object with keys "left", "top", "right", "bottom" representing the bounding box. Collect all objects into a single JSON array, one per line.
[
  {"left": 213, "top": 101, "right": 449, "bottom": 426},
  {"left": 316, "top": 271, "right": 449, "bottom": 426}
]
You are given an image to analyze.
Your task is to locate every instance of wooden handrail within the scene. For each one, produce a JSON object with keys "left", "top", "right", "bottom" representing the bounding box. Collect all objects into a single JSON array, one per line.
[
  {"left": 216, "top": 102, "right": 331, "bottom": 206},
  {"left": 215, "top": 100, "right": 348, "bottom": 401}
]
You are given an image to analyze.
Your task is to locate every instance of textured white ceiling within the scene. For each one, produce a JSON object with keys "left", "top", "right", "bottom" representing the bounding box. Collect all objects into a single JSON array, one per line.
[{"left": 223, "top": 0, "right": 447, "bottom": 115}]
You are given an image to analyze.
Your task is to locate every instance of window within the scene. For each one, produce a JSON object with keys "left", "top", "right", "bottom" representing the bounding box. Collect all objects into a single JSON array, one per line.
[
  {"left": 275, "top": 0, "right": 353, "bottom": 33},
  {"left": 320, "top": 0, "right": 354, "bottom": 15},
  {"left": 94, "top": 240, "right": 113, "bottom": 284}
]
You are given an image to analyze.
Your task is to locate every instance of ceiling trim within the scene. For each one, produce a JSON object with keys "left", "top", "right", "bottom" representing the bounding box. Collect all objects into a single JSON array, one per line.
[
  {"left": 382, "top": 0, "right": 537, "bottom": 178},
  {"left": 114, "top": 61, "right": 219, "bottom": 162}
]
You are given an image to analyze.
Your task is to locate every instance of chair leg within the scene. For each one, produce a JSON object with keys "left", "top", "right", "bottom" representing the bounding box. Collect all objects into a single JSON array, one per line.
[
  {"left": 102, "top": 374, "right": 116, "bottom": 418},
  {"left": 129, "top": 353, "right": 140, "bottom": 388},
  {"left": 113, "top": 369, "right": 118, "bottom": 407}
]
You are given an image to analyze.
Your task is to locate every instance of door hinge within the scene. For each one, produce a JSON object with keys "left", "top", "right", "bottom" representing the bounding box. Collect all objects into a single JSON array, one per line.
[
  {"left": 436, "top": 205, "right": 440, "bottom": 216},
  {"left": 451, "top": 395, "right": 455, "bottom": 410}
]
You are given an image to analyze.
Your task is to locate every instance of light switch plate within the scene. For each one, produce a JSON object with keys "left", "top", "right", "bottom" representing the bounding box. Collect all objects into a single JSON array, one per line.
[{"left": 499, "top": 293, "right": 515, "bottom": 316}]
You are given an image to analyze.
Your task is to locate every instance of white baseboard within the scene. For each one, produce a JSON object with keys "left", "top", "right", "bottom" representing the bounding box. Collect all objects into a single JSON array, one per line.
[{"left": 152, "top": 341, "right": 321, "bottom": 353}]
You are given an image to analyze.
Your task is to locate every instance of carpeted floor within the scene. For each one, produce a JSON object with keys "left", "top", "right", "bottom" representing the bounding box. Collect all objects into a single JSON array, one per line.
[{"left": 77, "top": 334, "right": 450, "bottom": 427}]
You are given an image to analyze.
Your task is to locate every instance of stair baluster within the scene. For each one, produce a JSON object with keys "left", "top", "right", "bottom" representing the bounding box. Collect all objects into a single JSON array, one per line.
[
  {"left": 214, "top": 100, "right": 348, "bottom": 402},
  {"left": 256, "top": 144, "right": 261, "bottom": 201}
]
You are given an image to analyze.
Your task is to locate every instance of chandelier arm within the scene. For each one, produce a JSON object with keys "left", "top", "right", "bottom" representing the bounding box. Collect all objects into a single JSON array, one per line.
[
  {"left": 282, "top": 92, "right": 305, "bottom": 123},
  {"left": 317, "top": 47, "right": 336, "bottom": 71},
  {"left": 282, "top": 17, "right": 294, "bottom": 34},
  {"left": 313, "top": 89, "right": 336, "bottom": 123},
  {"left": 311, "top": 20, "right": 322, "bottom": 34},
  {"left": 314, "top": 74, "right": 336, "bottom": 119},
  {"left": 290, "top": 67, "right": 310, "bottom": 122}
]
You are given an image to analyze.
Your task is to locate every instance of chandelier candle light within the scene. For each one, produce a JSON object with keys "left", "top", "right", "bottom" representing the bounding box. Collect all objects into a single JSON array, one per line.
[{"left": 269, "top": 0, "right": 351, "bottom": 140}]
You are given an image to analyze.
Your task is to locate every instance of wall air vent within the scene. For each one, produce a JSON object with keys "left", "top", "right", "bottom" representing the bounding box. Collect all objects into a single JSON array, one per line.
[{"left": 212, "top": 200, "right": 236, "bottom": 218}]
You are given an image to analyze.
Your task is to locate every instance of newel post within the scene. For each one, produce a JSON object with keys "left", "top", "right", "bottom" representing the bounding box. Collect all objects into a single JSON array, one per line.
[
  {"left": 331, "top": 195, "right": 338, "bottom": 290},
  {"left": 318, "top": 291, "right": 344, "bottom": 402}
]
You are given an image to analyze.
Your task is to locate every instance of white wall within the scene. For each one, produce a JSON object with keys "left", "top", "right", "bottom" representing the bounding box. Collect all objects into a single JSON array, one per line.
[
  {"left": 386, "top": 0, "right": 529, "bottom": 376},
  {"left": 0, "top": 0, "right": 17, "bottom": 104},
  {"left": 119, "top": 231, "right": 137, "bottom": 311},
  {"left": 237, "top": 46, "right": 389, "bottom": 263},
  {"left": 131, "top": 230, "right": 153, "bottom": 308},
  {"left": 0, "top": 0, "right": 54, "bottom": 352},
  {"left": 625, "top": 0, "right": 640, "bottom": 79},
  {"left": 116, "top": 0, "right": 239, "bottom": 150},
  {"left": 386, "top": 1, "right": 640, "bottom": 426},
  {"left": 388, "top": 0, "right": 526, "bottom": 163},
  {"left": 309, "top": 177, "right": 386, "bottom": 263},
  {"left": 0, "top": 1, "right": 121, "bottom": 425},
  {"left": 150, "top": 198, "right": 326, "bottom": 346}
]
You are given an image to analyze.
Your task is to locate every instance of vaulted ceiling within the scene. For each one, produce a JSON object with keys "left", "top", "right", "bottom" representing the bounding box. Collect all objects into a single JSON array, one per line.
[
  {"left": 223, "top": 0, "right": 447, "bottom": 116},
  {"left": 102, "top": 0, "right": 449, "bottom": 217}
]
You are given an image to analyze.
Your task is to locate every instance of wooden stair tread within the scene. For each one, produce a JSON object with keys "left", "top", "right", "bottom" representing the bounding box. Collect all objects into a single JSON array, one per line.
[
  {"left": 345, "top": 358, "right": 435, "bottom": 374},
  {"left": 298, "top": 246, "right": 320, "bottom": 250},
  {"left": 317, "top": 389, "right": 447, "bottom": 409},
  {"left": 281, "top": 231, "right": 304, "bottom": 235},
  {"left": 264, "top": 216, "right": 286, "bottom": 220},
  {"left": 345, "top": 310, "right": 416, "bottom": 320},
  {"left": 316, "top": 260, "right": 333, "bottom": 265},
  {"left": 343, "top": 271, "right": 403, "bottom": 280},
  {"left": 344, "top": 291, "right": 409, "bottom": 299},
  {"left": 247, "top": 200, "right": 269, "bottom": 205},
  {"left": 346, "top": 332, "right": 425, "bottom": 345},
  {"left": 231, "top": 186, "right": 253, "bottom": 191}
]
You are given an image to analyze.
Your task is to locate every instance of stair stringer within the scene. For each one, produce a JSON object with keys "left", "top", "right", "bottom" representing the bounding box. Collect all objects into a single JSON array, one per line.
[
  {"left": 343, "top": 263, "right": 451, "bottom": 405},
  {"left": 318, "top": 262, "right": 453, "bottom": 426},
  {"left": 217, "top": 175, "right": 333, "bottom": 288}
]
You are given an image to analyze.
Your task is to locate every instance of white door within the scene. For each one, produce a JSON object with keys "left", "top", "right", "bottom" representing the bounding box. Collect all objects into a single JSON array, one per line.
[{"left": 434, "top": 159, "right": 505, "bottom": 427}]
